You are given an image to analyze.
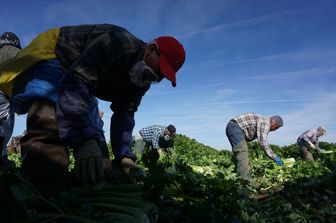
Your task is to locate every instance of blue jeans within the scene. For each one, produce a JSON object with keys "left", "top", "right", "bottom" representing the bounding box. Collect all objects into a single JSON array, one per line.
[
  {"left": 297, "top": 138, "right": 307, "bottom": 148},
  {"left": 226, "top": 120, "right": 245, "bottom": 147},
  {"left": 297, "top": 138, "right": 314, "bottom": 161},
  {"left": 226, "top": 120, "right": 252, "bottom": 182}
]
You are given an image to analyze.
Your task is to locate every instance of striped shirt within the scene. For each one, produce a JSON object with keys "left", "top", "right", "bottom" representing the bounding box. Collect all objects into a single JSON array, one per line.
[
  {"left": 139, "top": 125, "right": 166, "bottom": 149},
  {"left": 233, "top": 113, "right": 275, "bottom": 159}
]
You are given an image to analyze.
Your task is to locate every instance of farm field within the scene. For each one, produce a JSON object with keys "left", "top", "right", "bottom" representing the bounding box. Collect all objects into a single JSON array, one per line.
[{"left": 1, "top": 134, "right": 335, "bottom": 222}]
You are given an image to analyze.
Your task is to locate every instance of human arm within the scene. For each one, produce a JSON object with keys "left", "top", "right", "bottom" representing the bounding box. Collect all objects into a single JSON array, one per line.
[
  {"left": 257, "top": 121, "right": 276, "bottom": 159},
  {"left": 307, "top": 140, "right": 316, "bottom": 149},
  {"left": 56, "top": 73, "right": 105, "bottom": 144},
  {"left": 151, "top": 128, "right": 162, "bottom": 150},
  {"left": 157, "top": 148, "right": 164, "bottom": 157},
  {"left": 301, "top": 130, "right": 316, "bottom": 149},
  {"left": 308, "top": 141, "right": 316, "bottom": 149},
  {"left": 158, "top": 136, "right": 174, "bottom": 154},
  {"left": 257, "top": 121, "right": 283, "bottom": 166},
  {"left": 0, "top": 90, "right": 10, "bottom": 120},
  {"left": 260, "top": 138, "right": 283, "bottom": 166},
  {"left": 157, "top": 137, "right": 174, "bottom": 157},
  {"left": 109, "top": 82, "right": 149, "bottom": 163},
  {"left": 56, "top": 73, "right": 105, "bottom": 183},
  {"left": 110, "top": 110, "right": 136, "bottom": 162}
]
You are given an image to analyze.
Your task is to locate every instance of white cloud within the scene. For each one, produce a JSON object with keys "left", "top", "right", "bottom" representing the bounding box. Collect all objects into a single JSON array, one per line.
[
  {"left": 211, "top": 48, "right": 336, "bottom": 67},
  {"left": 179, "top": 10, "right": 302, "bottom": 39},
  {"left": 235, "top": 66, "right": 336, "bottom": 81}
]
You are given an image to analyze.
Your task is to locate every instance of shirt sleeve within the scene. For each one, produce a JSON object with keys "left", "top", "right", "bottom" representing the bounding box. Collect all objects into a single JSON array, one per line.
[
  {"left": 0, "top": 91, "right": 10, "bottom": 120},
  {"left": 257, "top": 121, "right": 276, "bottom": 159},
  {"left": 151, "top": 128, "right": 161, "bottom": 149},
  {"left": 110, "top": 110, "right": 136, "bottom": 161}
]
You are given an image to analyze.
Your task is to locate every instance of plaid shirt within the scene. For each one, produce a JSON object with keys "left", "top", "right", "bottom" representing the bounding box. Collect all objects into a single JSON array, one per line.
[
  {"left": 234, "top": 113, "right": 275, "bottom": 159},
  {"left": 139, "top": 125, "right": 166, "bottom": 149},
  {"left": 55, "top": 24, "right": 150, "bottom": 113}
]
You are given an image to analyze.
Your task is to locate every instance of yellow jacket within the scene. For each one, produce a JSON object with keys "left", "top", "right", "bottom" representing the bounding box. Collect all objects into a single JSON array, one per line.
[{"left": 0, "top": 28, "right": 60, "bottom": 96}]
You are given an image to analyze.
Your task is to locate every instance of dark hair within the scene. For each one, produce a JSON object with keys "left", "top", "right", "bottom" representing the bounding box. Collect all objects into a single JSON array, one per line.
[
  {"left": 167, "top": 124, "right": 176, "bottom": 134},
  {"left": 0, "top": 32, "right": 21, "bottom": 49}
]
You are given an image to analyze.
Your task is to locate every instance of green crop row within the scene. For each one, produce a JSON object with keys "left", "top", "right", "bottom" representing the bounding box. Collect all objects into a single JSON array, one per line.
[{"left": 2, "top": 134, "right": 336, "bottom": 222}]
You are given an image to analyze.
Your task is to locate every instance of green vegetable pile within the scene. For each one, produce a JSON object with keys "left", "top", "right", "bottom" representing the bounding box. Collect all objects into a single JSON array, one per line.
[{"left": 1, "top": 135, "right": 335, "bottom": 222}]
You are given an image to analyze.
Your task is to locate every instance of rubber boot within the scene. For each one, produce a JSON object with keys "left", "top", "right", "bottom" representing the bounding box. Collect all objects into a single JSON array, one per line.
[{"left": 233, "top": 141, "right": 259, "bottom": 187}]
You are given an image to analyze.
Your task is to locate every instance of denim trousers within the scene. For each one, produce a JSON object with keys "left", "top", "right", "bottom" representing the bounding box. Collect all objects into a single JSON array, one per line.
[{"left": 226, "top": 120, "right": 251, "bottom": 182}]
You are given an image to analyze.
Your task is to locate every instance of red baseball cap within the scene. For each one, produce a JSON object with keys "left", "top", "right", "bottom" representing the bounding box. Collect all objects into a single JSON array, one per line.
[{"left": 155, "top": 36, "right": 186, "bottom": 87}]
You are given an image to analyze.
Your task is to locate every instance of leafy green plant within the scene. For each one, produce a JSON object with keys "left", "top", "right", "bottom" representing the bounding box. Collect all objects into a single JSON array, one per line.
[{"left": 2, "top": 136, "right": 336, "bottom": 222}]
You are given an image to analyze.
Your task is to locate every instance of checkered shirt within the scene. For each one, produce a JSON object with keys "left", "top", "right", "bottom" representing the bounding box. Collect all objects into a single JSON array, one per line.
[
  {"left": 234, "top": 112, "right": 275, "bottom": 159},
  {"left": 139, "top": 125, "right": 165, "bottom": 149}
]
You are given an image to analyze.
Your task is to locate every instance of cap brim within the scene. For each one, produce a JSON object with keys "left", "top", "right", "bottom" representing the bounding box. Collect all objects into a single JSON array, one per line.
[{"left": 160, "top": 56, "right": 176, "bottom": 87}]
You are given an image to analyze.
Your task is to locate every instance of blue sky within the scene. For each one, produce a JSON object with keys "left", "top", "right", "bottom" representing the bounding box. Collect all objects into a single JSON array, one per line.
[{"left": 1, "top": 0, "right": 336, "bottom": 150}]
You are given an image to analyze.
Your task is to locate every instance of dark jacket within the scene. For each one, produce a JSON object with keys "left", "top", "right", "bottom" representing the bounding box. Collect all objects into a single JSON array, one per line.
[{"left": 55, "top": 24, "right": 150, "bottom": 113}]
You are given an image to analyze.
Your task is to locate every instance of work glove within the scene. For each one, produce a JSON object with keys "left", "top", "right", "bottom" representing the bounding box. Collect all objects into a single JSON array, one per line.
[
  {"left": 273, "top": 155, "right": 284, "bottom": 166},
  {"left": 74, "top": 139, "right": 104, "bottom": 184}
]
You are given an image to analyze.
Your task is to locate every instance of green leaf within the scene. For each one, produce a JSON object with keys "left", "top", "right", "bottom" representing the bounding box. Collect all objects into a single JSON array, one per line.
[{"left": 10, "top": 180, "right": 42, "bottom": 202}]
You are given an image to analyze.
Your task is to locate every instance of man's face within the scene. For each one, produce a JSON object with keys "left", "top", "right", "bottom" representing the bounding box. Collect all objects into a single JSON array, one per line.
[
  {"left": 99, "top": 111, "right": 104, "bottom": 119},
  {"left": 144, "top": 45, "right": 164, "bottom": 82},
  {"left": 164, "top": 128, "right": 176, "bottom": 139},
  {"left": 270, "top": 122, "right": 280, "bottom": 131}
]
